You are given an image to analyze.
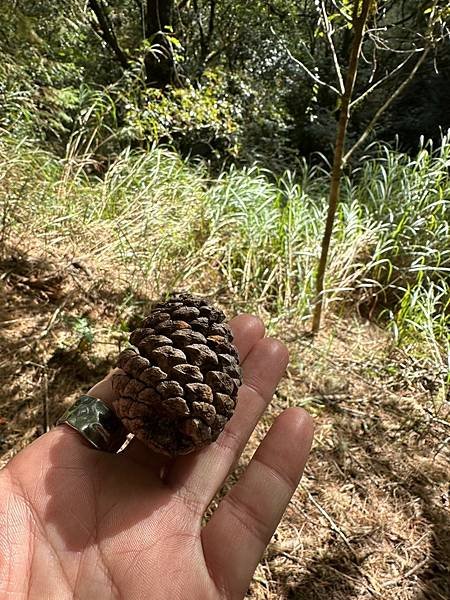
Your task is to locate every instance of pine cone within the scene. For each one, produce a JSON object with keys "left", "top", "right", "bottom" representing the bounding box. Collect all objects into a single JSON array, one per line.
[{"left": 112, "top": 293, "right": 242, "bottom": 456}]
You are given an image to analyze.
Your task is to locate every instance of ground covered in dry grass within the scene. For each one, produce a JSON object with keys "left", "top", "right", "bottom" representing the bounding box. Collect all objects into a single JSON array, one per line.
[{"left": 0, "top": 250, "right": 449, "bottom": 599}]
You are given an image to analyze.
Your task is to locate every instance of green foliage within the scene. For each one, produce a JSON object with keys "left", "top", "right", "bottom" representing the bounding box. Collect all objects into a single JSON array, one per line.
[
  {"left": 0, "top": 0, "right": 112, "bottom": 146},
  {"left": 122, "top": 70, "right": 240, "bottom": 159},
  {"left": 67, "top": 316, "right": 95, "bottom": 351},
  {"left": 1, "top": 0, "right": 449, "bottom": 165},
  {"left": 2, "top": 131, "right": 449, "bottom": 363}
]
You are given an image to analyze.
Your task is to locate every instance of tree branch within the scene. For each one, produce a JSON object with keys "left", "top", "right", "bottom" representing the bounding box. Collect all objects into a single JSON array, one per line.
[
  {"left": 273, "top": 26, "right": 341, "bottom": 96},
  {"left": 330, "top": 0, "right": 352, "bottom": 23},
  {"left": 344, "top": 0, "right": 443, "bottom": 163},
  {"left": 88, "top": 0, "right": 129, "bottom": 69},
  {"left": 343, "top": 46, "right": 431, "bottom": 164},
  {"left": 349, "top": 51, "right": 415, "bottom": 109},
  {"left": 193, "top": 0, "right": 207, "bottom": 59},
  {"left": 320, "top": 0, "right": 345, "bottom": 94}
]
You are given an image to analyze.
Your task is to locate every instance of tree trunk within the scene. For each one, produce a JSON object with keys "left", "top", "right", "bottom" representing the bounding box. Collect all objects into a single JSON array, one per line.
[
  {"left": 311, "top": 0, "right": 372, "bottom": 334},
  {"left": 144, "top": 0, "right": 176, "bottom": 87},
  {"left": 88, "top": 0, "right": 129, "bottom": 69}
]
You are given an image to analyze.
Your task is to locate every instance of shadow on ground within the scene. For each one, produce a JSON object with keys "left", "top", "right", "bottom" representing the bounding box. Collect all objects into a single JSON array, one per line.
[
  {"left": 271, "top": 363, "right": 449, "bottom": 600},
  {"left": 0, "top": 250, "right": 154, "bottom": 458}
]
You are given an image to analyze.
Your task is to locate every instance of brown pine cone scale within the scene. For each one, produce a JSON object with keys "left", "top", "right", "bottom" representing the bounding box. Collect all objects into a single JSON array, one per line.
[{"left": 112, "top": 293, "right": 242, "bottom": 456}]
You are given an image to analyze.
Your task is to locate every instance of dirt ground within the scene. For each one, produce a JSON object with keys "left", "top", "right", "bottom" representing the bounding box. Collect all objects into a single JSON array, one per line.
[{"left": 1, "top": 251, "right": 449, "bottom": 599}]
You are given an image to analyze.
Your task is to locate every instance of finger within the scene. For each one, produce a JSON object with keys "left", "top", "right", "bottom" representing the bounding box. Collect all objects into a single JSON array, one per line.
[
  {"left": 163, "top": 336, "right": 289, "bottom": 508},
  {"left": 86, "top": 370, "right": 118, "bottom": 408},
  {"left": 227, "top": 314, "right": 265, "bottom": 362},
  {"left": 202, "top": 408, "right": 314, "bottom": 599},
  {"left": 122, "top": 314, "right": 265, "bottom": 471}
]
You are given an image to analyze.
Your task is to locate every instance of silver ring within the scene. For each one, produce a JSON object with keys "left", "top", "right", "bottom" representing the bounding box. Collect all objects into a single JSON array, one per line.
[{"left": 57, "top": 395, "right": 128, "bottom": 452}]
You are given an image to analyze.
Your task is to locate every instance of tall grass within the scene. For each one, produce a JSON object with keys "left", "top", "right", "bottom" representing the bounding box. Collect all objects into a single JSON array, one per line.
[
  {"left": 353, "top": 138, "right": 450, "bottom": 372},
  {"left": 1, "top": 130, "right": 449, "bottom": 371}
]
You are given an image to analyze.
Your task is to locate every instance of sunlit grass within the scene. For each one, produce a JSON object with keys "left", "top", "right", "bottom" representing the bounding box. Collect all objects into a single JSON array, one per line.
[{"left": 1, "top": 131, "right": 449, "bottom": 372}]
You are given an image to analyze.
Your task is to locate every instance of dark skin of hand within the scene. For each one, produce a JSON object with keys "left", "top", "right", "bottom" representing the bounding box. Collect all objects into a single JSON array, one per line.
[{"left": 0, "top": 315, "right": 314, "bottom": 599}]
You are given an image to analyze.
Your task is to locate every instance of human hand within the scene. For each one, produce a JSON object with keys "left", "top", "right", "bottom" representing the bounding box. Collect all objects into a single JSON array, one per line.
[{"left": 0, "top": 315, "right": 314, "bottom": 599}]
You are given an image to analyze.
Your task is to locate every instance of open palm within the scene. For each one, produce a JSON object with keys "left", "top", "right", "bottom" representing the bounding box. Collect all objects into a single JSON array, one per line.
[{"left": 0, "top": 315, "right": 313, "bottom": 600}]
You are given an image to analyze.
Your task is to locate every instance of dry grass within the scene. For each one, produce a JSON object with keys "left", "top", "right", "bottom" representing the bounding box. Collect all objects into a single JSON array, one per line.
[
  {"left": 0, "top": 248, "right": 449, "bottom": 599},
  {"left": 247, "top": 321, "right": 449, "bottom": 599}
]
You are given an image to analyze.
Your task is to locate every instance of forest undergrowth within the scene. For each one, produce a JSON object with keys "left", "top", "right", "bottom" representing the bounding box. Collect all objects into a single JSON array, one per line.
[{"left": 2, "top": 131, "right": 450, "bottom": 363}]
